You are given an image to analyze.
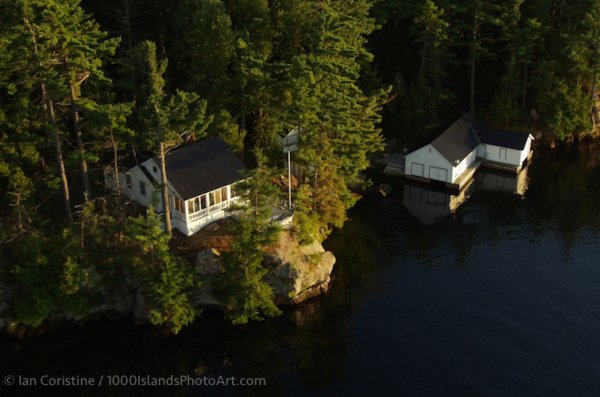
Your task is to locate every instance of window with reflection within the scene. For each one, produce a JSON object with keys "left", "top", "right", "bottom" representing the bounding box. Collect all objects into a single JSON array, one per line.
[
  {"left": 221, "top": 187, "right": 228, "bottom": 201},
  {"left": 175, "top": 197, "right": 184, "bottom": 213}
]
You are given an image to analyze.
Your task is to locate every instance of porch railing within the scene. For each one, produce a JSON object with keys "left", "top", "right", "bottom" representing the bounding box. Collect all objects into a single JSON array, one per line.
[{"left": 187, "top": 200, "right": 230, "bottom": 222}]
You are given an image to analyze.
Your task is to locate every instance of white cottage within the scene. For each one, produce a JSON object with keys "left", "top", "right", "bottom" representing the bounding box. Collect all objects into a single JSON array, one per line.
[
  {"left": 404, "top": 113, "right": 533, "bottom": 188},
  {"left": 104, "top": 137, "right": 246, "bottom": 236}
]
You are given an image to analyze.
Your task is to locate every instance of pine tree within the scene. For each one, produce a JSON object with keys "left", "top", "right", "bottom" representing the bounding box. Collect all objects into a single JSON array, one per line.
[
  {"left": 132, "top": 41, "right": 211, "bottom": 236},
  {"left": 170, "top": 0, "right": 235, "bottom": 104},
  {"left": 446, "top": 0, "right": 504, "bottom": 113},
  {"left": 125, "top": 208, "right": 198, "bottom": 333},
  {"left": 12, "top": 1, "right": 74, "bottom": 223},
  {"left": 216, "top": 156, "right": 282, "bottom": 324},
  {"left": 83, "top": 101, "right": 135, "bottom": 201},
  {"left": 281, "top": 1, "right": 386, "bottom": 239},
  {"left": 413, "top": 0, "right": 450, "bottom": 78},
  {"left": 580, "top": 0, "right": 600, "bottom": 132}
]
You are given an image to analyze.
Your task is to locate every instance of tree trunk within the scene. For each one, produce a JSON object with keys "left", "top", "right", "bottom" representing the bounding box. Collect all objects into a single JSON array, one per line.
[
  {"left": 70, "top": 83, "right": 92, "bottom": 201},
  {"left": 470, "top": 11, "right": 477, "bottom": 114},
  {"left": 23, "top": 13, "right": 73, "bottom": 224},
  {"left": 591, "top": 75, "right": 597, "bottom": 133},
  {"left": 123, "top": 0, "right": 133, "bottom": 52},
  {"left": 159, "top": 141, "right": 172, "bottom": 236},
  {"left": 556, "top": 0, "right": 566, "bottom": 33},
  {"left": 590, "top": 39, "right": 599, "bottom": 134},
  {"left": 110, "top": 128, "right": 121, "bottom": 202},
  {"left": 420, "top": 36, "right": 427, "bottom": 75},
  {"left": 43, "top": 84, "right": 74, "bottom": 224},
  {"left": 240, "top": 86, "right": 246, "bottom": 132},
  {"left": 521, "top": 62, "right": 528, "bottom": 110}
]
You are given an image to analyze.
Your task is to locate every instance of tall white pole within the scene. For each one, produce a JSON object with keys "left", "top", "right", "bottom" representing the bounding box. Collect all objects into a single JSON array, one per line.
[{"left": 288, "top": 150, "right": 292, "bottom": 209}]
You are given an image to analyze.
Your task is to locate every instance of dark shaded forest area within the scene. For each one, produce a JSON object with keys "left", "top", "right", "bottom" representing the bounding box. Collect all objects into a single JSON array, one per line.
[{"left": 0, "top": 0, "right": 598, "bottom": 333}]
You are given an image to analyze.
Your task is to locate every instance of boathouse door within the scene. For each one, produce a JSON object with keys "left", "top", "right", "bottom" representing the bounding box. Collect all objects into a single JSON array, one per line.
[
  {"left": 411, "top": 163, "right": 424, "bottom": 177},
  {"left": 429, "top": 166, "right": 448, "bottom": 182}
]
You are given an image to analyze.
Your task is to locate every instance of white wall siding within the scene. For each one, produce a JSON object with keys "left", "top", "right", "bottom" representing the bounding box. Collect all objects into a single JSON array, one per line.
[
  {"left": 405, "top": 145, "right": 453, "bottom": 183},
  {"left": 519, "top": 136, "right": 533, "bottom": 164},
  {"left": 476, "top": 144, "right": 486, "bottom": 158},
  {"left": 451, "top": 149, "right": 477, "bottom": 182},
  {"left": 484, "top": 144, "right": 522, "bottom": 166},
  {"left": 121, "top": 166, "right": 157, "bottom": 208}
]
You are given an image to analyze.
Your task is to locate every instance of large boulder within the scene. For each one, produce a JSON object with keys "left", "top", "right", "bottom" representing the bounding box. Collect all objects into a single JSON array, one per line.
[
  {"left": 264, "top": 232, "right": 336, "bottom": 305},
  {"left": 193, "top": 232, "right": 336, "bottom": 306}
]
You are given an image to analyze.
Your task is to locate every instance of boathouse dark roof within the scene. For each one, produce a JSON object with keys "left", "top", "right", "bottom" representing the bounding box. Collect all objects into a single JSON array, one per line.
[
  {"left": 152, "top": 137, "right": 246, "bottom": 200},
  {"left": 430, "top": 114, "right": 480, "bottom": 164},
  {"left": 415, "top": 113, "right": 532, "bottom": 164},
  {"left": 474, "top": 125, "right": 531, "bottom": 150}
]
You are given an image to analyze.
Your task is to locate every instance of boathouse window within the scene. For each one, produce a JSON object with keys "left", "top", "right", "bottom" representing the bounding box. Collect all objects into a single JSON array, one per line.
[
  {"left": 125, "top": 174, "right": 132, "bottom": 189},
  {"left": 140, "top": 181, "right": 146, "bottom": 196},
  {"left": 499, "top": 148, "right": 507, "bottom": 161}
]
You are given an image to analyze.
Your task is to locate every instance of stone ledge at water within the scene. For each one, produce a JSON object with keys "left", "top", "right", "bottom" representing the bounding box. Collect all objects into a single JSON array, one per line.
[{"left": 193, "top": 231, "right": 336, "bottom": 306}]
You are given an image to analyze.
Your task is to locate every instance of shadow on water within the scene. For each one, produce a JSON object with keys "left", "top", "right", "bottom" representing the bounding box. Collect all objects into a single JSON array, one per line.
[{"left": 1, "top": 142, "right": 600, "bottom": 396}]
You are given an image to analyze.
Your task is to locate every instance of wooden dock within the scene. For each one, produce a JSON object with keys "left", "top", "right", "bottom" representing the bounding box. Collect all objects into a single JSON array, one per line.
[
  {"left": 378, "top": 153, "right": 405, "bottom": 176},
  {"left": 453, "top": 158, "right": 483, "bottom": 190}
]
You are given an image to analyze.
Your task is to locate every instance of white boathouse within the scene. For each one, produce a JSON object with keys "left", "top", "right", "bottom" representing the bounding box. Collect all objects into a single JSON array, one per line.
[{"left": 403, "top": 113, "right": 533, "bottom": 189}]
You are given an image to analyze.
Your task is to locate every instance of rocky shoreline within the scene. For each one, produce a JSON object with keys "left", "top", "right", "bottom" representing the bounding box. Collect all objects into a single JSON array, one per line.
[{"left": 0, "top": 231, "right": 336, "bottom": 336}]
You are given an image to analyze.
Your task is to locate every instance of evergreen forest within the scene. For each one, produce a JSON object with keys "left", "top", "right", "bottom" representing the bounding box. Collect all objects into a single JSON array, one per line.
[{"left": 0, "top": 0, "right": 598, "bottom": 333}]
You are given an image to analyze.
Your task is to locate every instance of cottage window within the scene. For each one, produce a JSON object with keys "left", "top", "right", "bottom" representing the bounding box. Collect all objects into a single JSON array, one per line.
[
  {"left": 175, "top": 197, "right": 184, "bottom": 213},
  {"left": 125, "top": 174, "right": 132, "bottom": 189},
  {"left": 221, "top": 187, "right": 228, "bottom": 201},
  {"left": 200, "top": 195, "right": 207, "bottom": 209},
  {"left": 152, "top": 165, "right": 157, "bottom": 173},
  {"left": 188, "top": 197, "right": 202, "bottom": 214},
  {"left": 230, "top": 183, "right": 237, "bottom": 198},
  {"left": 140, "top": 181, "right": 146, "bottom": 196}
]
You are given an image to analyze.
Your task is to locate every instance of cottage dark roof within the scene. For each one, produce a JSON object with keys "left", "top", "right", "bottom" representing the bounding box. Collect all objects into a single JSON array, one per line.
[
  {"left": 430, "top": 114, "right": 480, "bottom": 164},
  {"left": 474, "top": 125, "right": 531, "bottom": 150},
  {"left": 153, "top": 137, "right": 246, "bottom": 200}
]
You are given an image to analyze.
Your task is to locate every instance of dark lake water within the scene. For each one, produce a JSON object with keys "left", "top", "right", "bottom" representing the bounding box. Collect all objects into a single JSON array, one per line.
[{"left": 2, "top": 143, "right": 600, "bottom": 396}]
